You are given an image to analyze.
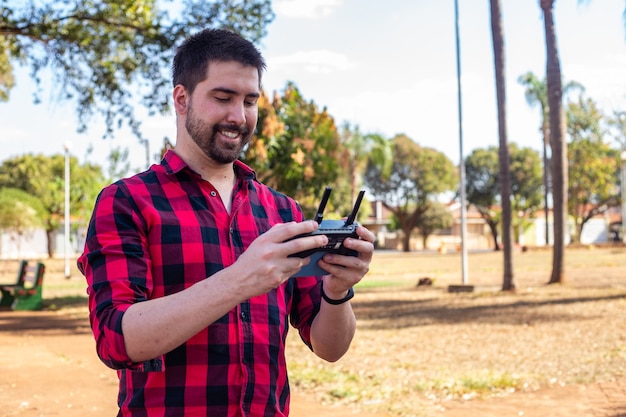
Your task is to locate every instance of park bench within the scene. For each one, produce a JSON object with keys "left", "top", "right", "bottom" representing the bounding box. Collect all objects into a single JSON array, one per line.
[{"left": 0, "top": 260, "right": 46, "bottom": 311}]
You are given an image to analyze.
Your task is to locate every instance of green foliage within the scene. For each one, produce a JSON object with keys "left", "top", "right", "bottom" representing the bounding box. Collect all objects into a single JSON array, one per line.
[
  {"left": 567, "top": 97, "right": 621, "bottom": 242},
  {"left": 0, "top": 153, "right": 105, "bottom": 256},
  {"left": 365, "top": 134, "right": 456, "bottom": 251},
  {"left": 0, "top": 0, "right": 274, "bottom": 139},
  {"left": 567, "top": 96, "right": 604, "bottom": 142},
  {"left": 608, "top": 110, "right": 626, "bottom": 148},
  {"left": 106, "top": 146, "right": 132, "bottom": 182},
  {"left": 338, "top": 122, "right": 392, "bottom": 204},
  {"left": 518, "top": 71, "right": 584, "bottom": 127},
  {"left": 465, "top": 147, "right": 500, "bottom": 211},
  {"left": 509, "top": 144, "right": 543, "bottom": 237},
  {"left": 416, "top": 201, "right": 453, "bottom": 248},
  {"left": 244, "top": 82, "right": 346, "bottom": 218},
  {"left": 465, "top": 144, "right": 543, "bottom": 248},
  {"left": 0, "top": 187, "right": 45, "bottom": 232},
  {"left": 465, "top": 146, "right": 501, "bottom": 248}
]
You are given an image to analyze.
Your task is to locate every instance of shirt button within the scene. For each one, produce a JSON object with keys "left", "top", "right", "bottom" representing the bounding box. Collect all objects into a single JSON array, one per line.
[
  {"left": 210, "top": 191, "right": 217, "bottom": 197},
  {"left": 241, "top": 311, "right": 247, "bottom": 320}
]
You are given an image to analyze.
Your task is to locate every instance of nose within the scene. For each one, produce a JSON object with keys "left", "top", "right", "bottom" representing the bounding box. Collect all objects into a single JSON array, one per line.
[{"left": 226, "top": 101, "right": 246, "bottom": 125}]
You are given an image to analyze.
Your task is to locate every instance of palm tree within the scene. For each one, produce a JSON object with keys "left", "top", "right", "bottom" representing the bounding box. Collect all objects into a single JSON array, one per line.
[
  {"left": 339, "top": 123, "right": 392, "bottom": 205},
  {"left": 489, "top": 0, "right": 514, "bottom": 291},
  {"left": 518, "top": 72, "right": 584, "bottom": 246},
  {"left": 518, "top": 72, "right": 550, "bottom": 246},
  {"left": 540, "top": 0, "right": 566, "bottom": 284}
]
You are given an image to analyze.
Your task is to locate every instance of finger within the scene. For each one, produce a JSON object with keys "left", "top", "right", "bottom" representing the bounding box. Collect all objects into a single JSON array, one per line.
[
  {"left": 318, "top": 257, "right": 363, "bottom": 284},
  {"left": 342, "top": 237, "right": 374, "bottom": 261},
  {"left": 356, "top": 225, "right": 376, "bottom": 243},
  {"left": 283, "top": 256, "right": 313, "bottom": 278},
  {"left": 284, "top": 234, "right": 328, "bottom": 257},
  {"left": 267, "top": 220, "right": 320, "bottom": 242}
]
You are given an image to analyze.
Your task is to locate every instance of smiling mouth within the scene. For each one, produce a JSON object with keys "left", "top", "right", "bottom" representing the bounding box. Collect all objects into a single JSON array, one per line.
[{"left": 219, "top": 130, "right": 240, "bottom": 139}]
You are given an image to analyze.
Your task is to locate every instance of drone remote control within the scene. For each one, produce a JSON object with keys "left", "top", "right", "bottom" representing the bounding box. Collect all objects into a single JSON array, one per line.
[{"left": 289, "top": 187, "right": 365, "bottom": 277}]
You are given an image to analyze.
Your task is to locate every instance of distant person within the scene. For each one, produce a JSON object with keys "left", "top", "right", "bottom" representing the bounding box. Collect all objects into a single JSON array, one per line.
[{"left": 78, "top": 28, "right": 374, "bottom": 417}]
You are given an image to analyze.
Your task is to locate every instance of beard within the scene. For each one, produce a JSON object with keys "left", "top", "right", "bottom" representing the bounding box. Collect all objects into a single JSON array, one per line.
[{"left": 185, "top": 105, "right": 253, "bottom": 164}]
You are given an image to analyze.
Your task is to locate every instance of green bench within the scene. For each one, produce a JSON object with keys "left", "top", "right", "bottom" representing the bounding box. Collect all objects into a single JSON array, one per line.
[{"left": 0, "top": 260, "right": 46, "bottom": 311}]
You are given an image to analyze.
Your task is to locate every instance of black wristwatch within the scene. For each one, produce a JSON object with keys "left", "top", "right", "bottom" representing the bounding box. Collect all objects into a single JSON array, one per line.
[{"left": 321, "top": 282, "right": 355, "bottom": 305}]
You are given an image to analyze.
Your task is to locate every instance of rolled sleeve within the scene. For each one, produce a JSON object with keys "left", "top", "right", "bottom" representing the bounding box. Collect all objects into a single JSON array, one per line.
[{"left": 78, "top": 183, "right": 163, "bottom": 372}]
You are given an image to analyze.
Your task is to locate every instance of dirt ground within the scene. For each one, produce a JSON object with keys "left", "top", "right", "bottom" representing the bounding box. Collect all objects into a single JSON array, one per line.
[
  {"left": 2, "top": 309, "right": 626, "bottom": 417},
  {"left": 1, "top": 248, "right": 626, "bottom": 417}
]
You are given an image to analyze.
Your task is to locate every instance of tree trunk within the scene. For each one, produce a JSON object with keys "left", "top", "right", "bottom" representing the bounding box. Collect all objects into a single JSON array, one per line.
[
  {"left": 542, "top": 123, "right": 551, "bottom": 245},
  {"left": 487, "top": 220, "right": 500, "bottom": 251},
  {"left": 401, "top": 228, "right": 411, "bottom": 252},
  {"left": 576, "top": 222, "right": 583, "bottom": 244},
  {"left": 46, "top": 228, "right": 56, "bottom": 259},
  {"left": 490, "top": 0, "right": 515, "bottom": 291},
  {"left": 541, "top": 0, "right": 567, "bottom": 284}
]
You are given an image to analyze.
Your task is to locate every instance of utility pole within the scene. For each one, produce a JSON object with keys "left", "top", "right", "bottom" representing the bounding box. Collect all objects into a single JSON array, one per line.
[
  {"left": 454, "top": 0, "right": 469, "bottom": 285},
  {"left": 64, "top": 142, "right": 71, "bottom": 279},
  {"left": 620, "top": 148, "right": 626, "bottom": 244}
]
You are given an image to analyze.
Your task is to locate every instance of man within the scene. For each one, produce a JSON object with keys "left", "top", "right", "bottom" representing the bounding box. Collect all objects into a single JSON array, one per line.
[{"left": 78, "top": 28, "right": 375, "bottom": 417}]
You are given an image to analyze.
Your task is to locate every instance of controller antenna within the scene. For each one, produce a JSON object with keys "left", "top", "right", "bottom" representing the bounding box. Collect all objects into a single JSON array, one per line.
[
  {"left": 314, "top": 187, "right": 332, "bottom": 224},
  {"left": 345, "top": 190, "right": 365, "bottom": 226}
]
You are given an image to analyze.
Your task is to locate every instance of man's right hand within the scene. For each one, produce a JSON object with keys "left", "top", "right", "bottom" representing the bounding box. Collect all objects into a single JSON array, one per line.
[{"left": 232, "top": 221, "right": 328, "bottom": 296}]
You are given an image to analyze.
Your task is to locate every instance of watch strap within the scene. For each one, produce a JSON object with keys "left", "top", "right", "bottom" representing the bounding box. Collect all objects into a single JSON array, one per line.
[{"left": 321, "top": 282, "right": 355, "bottom": 305}]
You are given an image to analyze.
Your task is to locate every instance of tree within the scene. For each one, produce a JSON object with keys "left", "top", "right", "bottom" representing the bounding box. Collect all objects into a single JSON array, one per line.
[
  {"left": 416, "top": 202, "right": 453, "bottom": 249},
  {"left": 0, "top": 154, "right": 105, "bottom": 257},
  {"left": 489, "top": 0, "right": 514, "bottom": 291},
  {"left": 509, "top": 145, "right": 543, "bottom": 241},
  {"left": 364, "top": 134, "right": 456, "bottom": 252},
  {"left": 566, "top": 97, "right": 621, "bottom": 242},
  {"left": 517, "top": 71, "right": 584, "bottom": 245},
  {"left": 244, "top": 82, "right": 346, "bottom": 218},
  {"left": 338, "top": 122, "right": 392, "bottom": 206},
  {"left": 608, "top": 111, "right": 626, "bottom": 149},
  {"left": 540, "top": 0, "right": 567, "bottom": 284},
  {"left": 106, "top": 146, "right": 132, "bottom": 182},
  {"left": 568, "top": 140, "right": 620, "bottom": 242},
  {"left": 465, "top": 145, "right": 543, "bottom": 249},
  {"left": 0, "top": 187, "right": 45, "bottom": 255},
  {"left": 0, "top": 0, "right": 274, "bottom": 139},
  {"left": 465, "top": 147, "right": 501, "bottom": 249}
]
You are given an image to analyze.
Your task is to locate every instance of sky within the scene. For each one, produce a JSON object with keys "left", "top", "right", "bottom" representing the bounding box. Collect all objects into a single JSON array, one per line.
[{"left": 0, "top": 0, "right": 625, "bottom": 174}]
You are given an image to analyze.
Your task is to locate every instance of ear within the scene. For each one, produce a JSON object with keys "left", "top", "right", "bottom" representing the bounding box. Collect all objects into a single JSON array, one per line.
[{"left": 173, "top": 85, "right": 189, "bottom": 115}]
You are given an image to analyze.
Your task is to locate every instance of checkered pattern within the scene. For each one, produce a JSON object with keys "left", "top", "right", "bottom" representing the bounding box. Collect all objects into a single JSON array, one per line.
[{"left": 78, "top": 151, "right": 321, "bottom": 417}]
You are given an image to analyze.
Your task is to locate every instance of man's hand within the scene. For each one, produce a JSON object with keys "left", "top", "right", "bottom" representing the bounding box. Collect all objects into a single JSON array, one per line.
[
  {"left": 317, "top": 225, "right": 375, "bottom": 299},
  {"left": 232, "top": 221, "right": 329, "bottom": 297}
]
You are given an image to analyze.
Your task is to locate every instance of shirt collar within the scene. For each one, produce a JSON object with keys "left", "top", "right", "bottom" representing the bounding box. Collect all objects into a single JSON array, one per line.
[{"left": 161, "top": 150, "right": 257, "bottom": 182}]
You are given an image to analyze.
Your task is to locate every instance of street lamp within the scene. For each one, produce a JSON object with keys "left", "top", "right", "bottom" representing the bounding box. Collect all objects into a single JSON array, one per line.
[
  {"left": 64, "top": 142, "right": 71, "bottom": 279},
  {"left": 621, "top": 150, "right": 626, "bottom": 244},
  {"left": 454, "top": 0, "right": 469, "bottom": 285}
]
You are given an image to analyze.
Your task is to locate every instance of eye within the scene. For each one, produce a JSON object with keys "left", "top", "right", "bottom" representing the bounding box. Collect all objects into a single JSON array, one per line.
[{"left": 245, "top": 97, "right": 259, "bottom": 107}]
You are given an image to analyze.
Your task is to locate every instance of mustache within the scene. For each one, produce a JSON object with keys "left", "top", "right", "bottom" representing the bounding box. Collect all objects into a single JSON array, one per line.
[{"left": 214, "top": 123, "right": 251, "bottom": 137}]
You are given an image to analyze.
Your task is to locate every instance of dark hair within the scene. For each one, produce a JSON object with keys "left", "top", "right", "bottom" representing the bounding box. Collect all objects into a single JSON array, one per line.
[{"left": 172, "top": 28, "right": 266, "bottom": 93}]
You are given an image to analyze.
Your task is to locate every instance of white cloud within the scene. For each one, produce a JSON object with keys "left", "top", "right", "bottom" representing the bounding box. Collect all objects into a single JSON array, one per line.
[
  {"left": 268, "top": 49, "right": 356, "bottom": 74},
  {"left": 273, "top": 0, "right": 343, "bottom": 19}
]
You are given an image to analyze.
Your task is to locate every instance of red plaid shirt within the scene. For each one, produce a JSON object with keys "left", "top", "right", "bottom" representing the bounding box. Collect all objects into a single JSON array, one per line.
[{"left": 78, "top": 151, "right": 322, "bottom": 417}]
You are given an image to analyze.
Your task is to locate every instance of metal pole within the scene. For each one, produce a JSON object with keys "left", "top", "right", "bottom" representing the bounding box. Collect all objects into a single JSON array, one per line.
[
  {"left": 621, "top": 150, "right": 626, "bottom": 244},
  {"left": 64, "top": 142, "right": 71, "bottom": 279},
  {"left": 454, "top": 0, "right": 469, "bottom": 284}
]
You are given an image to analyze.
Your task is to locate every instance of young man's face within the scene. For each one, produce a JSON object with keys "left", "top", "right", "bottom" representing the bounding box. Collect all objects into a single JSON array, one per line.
[{"left": 184, "top": 60, "right": 260, "bottom": 164}]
